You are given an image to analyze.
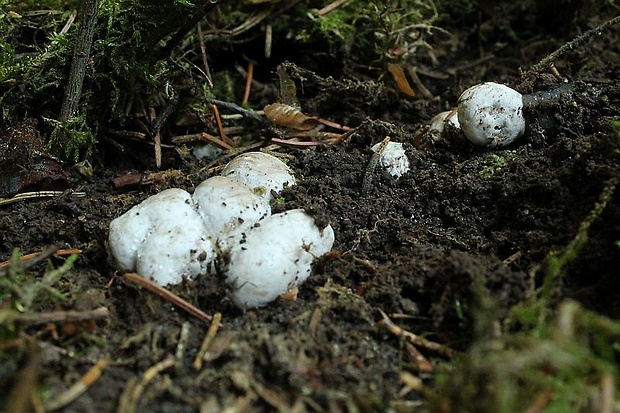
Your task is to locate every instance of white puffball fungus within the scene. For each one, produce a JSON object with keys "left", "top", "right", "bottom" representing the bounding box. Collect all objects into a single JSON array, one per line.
[
  {"left": 108, "top": 152, "right": 336, "bottom": 308},
  {"left": 224, "top": 209, "right": 335, "bottom": 309},
  {"left": 370, "top": 141, "right": 410, "bottom": 178},
  {"left": 192, "top": 176, "right": 271, "bottom": 246},
  {"left": 108, "top": 189, "right": 215, "bottom": 285},
  {"left": 221, "top": 152, "right": 294, "bottom": 200},
  {"left": 457, "top": 82, "right": 525, "bottom": 147},
  {"left": 429, "top": 109, "right": 460, "bottom": 140}
]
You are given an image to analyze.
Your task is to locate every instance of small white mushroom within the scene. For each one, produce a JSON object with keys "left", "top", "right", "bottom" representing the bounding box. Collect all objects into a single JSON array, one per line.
[
  {"left": 370, "top": 141, "right": 410, "bottom": 178},
  {"left": 457, "top": 82, "right": 525, "bottom": 147},
  {"left": 224, "top": 209, "right": 335, "bottom": 309},
  {"left": 192, "top": 176, "right": 271, "bottom": 248},
  {"left": 108, "top": 189, "right": 216, "bottom": 285},
  {"left": 429, "top": 109, "right": 460, "bottom": 140},
  {"left": 221, "top": 152, "right": 295, "bottom": 201}
]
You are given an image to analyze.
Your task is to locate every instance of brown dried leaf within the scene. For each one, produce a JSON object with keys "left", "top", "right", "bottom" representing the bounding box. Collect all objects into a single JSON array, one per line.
[
  {"left": 388, "top": 63, "right": 416, "bottom": 97},
  {"left": 263, "top": 103, "right": 319, "bottom": 131}
]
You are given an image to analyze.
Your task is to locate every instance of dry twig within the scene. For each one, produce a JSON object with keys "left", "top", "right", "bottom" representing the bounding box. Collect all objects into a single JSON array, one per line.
[
  {"left": 193, "top": 312, "right": 222, "bottom": 370},
  {"left": 378, "top": 309, "right": 457, "bottom": 358},
  {"left": 45, "top": 356, "right": 109, "bottom": 411},
  {"left": 122, "top": 273, "right": 213, "bottom": 323}
]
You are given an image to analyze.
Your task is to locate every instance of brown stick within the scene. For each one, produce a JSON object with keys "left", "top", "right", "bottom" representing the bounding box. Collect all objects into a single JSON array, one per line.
[
  {"left": 0, "top": 307, "right": 109, "bottom": 326},
  {"left": 58, "top": 0, "right": 99, "bottom": 122},
  {"left": 123, "top": 273, "right": 213, "bottom": 323}
]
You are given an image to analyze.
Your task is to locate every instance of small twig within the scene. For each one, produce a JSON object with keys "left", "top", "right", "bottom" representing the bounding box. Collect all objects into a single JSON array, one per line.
[
  {"left": 405, "top": 65, "right": 435, "bottom": 100},
  {"left": 405, "top": 342, "right": 433, "bottom": 373},
  {"left": 175, "top": 322, "right": 191, "bottom": 362},
  {"left": 378, "top": 309, "right": 457, "bottom": 358},
  {"left": 196, "top": 21, "right": 213, "bottom": 88},
  {"left": 205, "top": 98, "right": 266, "bottom": 124},
  {"left": 172, "top": 132, "right": 233, "bottom": 150},
  {"left": 122, "top": 273, "right": 213, "bottom": 323},
  {"left": 0, "top": 244, "right": 71, "bottom": 271},
  {"left": 315, "top": 117, "right": 354, "bottom": 131},
  {"left": 0, "top": 307, "right": 108, "bottom": 326},
  {"left": 317, "top": 0, "right": 351, "bottom": 16},
  {"left": 116, "top": 357, "right": 175, "bottom": 413},
  {"left": 264, "top": 24, "right": 272, "bottom": 59},
  {"left": 0, "top": 191, "right": 86, "bottom": 207},
  {"left": 211, "top": 104, "right": 229, "bottom": 145},
  {"left": 241, "top": 61, "right": 254, "bottom": 107},
  {"left": 530, "top": 14, "right": 620, "bottom": 73},
  {"left": 44, "top": 356, "right": 109, "bottom": 411},
  {"left": 193, "top": 312, "right": 222, "bottom": 370},
  {"left": 362, "top": 136, "right": 390, "bottom": 195}
]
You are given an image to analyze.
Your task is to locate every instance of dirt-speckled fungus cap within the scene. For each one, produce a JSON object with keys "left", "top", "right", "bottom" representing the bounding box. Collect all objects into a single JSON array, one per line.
[{"left": 457, "top": 82, "right": 525, "bottom": 147}]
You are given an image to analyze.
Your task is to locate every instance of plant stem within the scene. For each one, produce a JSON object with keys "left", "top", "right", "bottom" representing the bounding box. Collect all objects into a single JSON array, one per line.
[{"left": 58, "top": 0, "right": 99, "bottom": 122}]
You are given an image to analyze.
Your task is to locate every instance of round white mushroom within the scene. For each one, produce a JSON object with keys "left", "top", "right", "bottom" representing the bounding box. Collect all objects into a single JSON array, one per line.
[
  {"left": 223, "top": 209, "right": 335, "bottom": 309},
  {"left": 192, "top": 175, "right": 271, "bottom": 249},
  {"left": 221, "top": 152, "right": 295, "bottom": 201},
  {"left": 370, "top": 141, "right": 410, "bottom": 178},
  {"left": 108, "top": 189, "right": 216, "bottom": 285},
  {"left": 457, "top": 82, "right": 525, "bottom": 147}
]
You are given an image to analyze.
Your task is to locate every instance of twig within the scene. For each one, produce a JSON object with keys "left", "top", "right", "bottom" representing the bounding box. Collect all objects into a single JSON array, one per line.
[
  {"left": 530, "top": 14, "right": 620, "bottom": 73},
  {"left": 405, "top": 65, "right": 435, "bottom": 100},
  {"left": 44, "top": 356, "right": 109, "bottom": 411},
  {"left": 58, "top": 0, "right": 99, "bottom": 122},
  {"left": 211, "top": 103, "right": 229, "bottom": 146},
  {"left": 175, "top": 322, "right": 191, "bottom": 362},
  {"left": 196, "top": 21, "right": 213, "bottom": 88},
  {"left": 241, "top": 61, "right": 254, "bottom": 107},
  {"left": 405, "top": 342, "right": 433, "bottom": 373},
  {"left": 116, "top": 357, "right": 175, "bottom": 413},
  {"left": 0, "top": 191, "right": 86, "bottom": 207},
  {"left": 378, "top": 309, "right": 457, "bottom": 358},
  {"left": 122, "top": 273, "right": 213, "bottom": 323},
  {"left": 317, "top": 0, "right": 352, "bottom": 16},
  {"left": 362, "top": 136, "right": 390, "bottom": 195},
  {"left": 0, "top": 307, "right": 109, "bottom": 326},
  {"left": 0, "top": 244, "right": 68, "bottom": 271},
  {"left": 193, "top": 312, "right": 222, "bottom": 370},
  {"left": 172, "top": 132, "right": 233, "bottom": 150}
]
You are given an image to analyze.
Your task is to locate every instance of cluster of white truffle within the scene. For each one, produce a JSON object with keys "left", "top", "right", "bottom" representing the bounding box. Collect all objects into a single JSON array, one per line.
[{"left": 108, "top": 152, "right": 335, "bottom": 308}]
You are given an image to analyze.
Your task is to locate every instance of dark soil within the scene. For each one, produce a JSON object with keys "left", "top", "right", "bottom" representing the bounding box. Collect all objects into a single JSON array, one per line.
[{"left": 1, "top": 2, "right": 619, "bottom": 412}]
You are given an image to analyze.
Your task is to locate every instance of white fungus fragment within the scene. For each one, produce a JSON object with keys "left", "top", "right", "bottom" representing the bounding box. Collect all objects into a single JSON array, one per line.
[
  {"left": 370, "top": 141, "right": 410, "bottom": 178},
  {"left": 108, "top": 189, "right": 215, "bottom": 285},
  {"left": 192, "top": 176, "right": 271, "bottom": 247},
  {"left": 224, "top": 209, "right": 335, "bottom": 309},
  {"left": 221, "top": 152, "right": 294, "bottom": 200},
  {"left": 457, "top": 82, "right": 525, "bottom": 147},
  {"left": 429, "top": 109, "right": 461, "bottom": 140}
]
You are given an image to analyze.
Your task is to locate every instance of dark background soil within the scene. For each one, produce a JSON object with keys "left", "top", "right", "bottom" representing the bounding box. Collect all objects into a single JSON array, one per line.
[{"left": 1, "top": 1, "right": 619, "bottom": 412}]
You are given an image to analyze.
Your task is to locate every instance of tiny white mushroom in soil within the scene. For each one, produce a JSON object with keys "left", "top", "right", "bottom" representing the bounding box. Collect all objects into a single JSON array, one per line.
[
  {"left": 192, "top": 175, "right": 271, "bottom": 249},
  {"left": 457, "top": 82, "right": 525, "bottom": 148},
  {"left": 223, "top": 209, "right": 335, "bottom": 309},
  {"left": 370, "top": 141, "right": 410, "bottom": 178},
  {"left": 429, "top": 109, "right": 460, "bottom": 140},
  {"left": 221, "top": 152, "right": 294, "bottom": 201},
  {"left": 108, "top": 188, "right": 216, "bottom": 285}
]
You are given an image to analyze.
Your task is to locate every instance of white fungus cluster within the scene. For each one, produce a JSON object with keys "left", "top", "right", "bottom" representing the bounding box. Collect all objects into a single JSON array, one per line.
[
  {"left": 430, "top": 82, "right": 526, "bottom": 148},
  {"left": 108, "top": 152, "right": 335, "bottom": 308},
  {"left": 370, "top": 141, "right": 410, "bottom": 178}
]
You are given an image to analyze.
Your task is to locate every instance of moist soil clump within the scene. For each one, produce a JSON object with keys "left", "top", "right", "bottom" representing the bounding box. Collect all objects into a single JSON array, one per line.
[{"left": 1, "top": 3, "right": 619, "bottom": 413}]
